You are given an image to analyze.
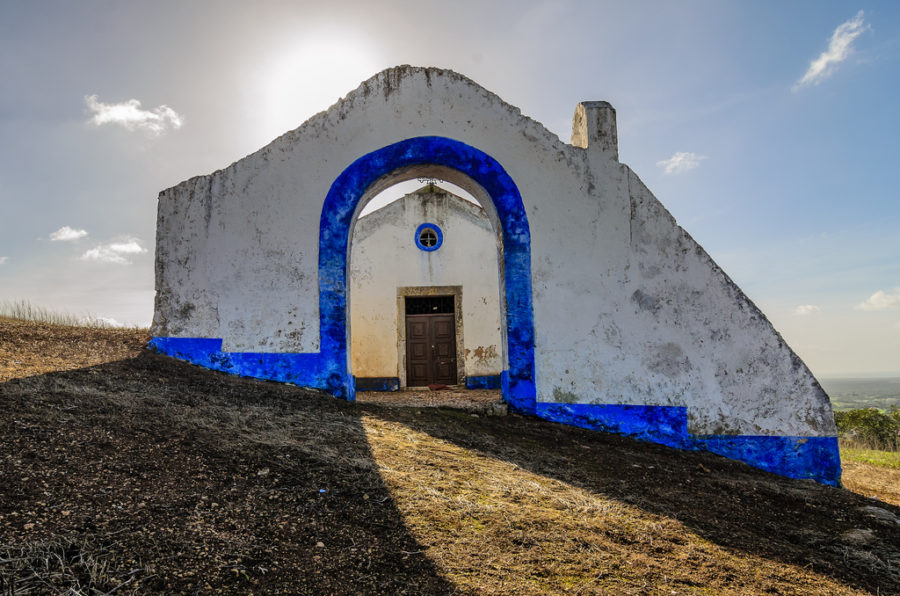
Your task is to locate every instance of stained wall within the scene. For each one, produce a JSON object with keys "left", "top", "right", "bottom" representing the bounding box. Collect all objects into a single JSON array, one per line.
[{"left": 349, "top": 186, "right": 502, "bottom": 384}]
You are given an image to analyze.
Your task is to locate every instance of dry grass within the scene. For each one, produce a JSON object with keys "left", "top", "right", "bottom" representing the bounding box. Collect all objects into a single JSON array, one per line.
[
  {"left": 0, "top": 300, "right": 118, "bottom": 329},
  {"left": 839, "top": 443, "right": 900, "bottom": 506},
  {"left": 0, "top": 317, "right": 149, "bottom": 382},
  {"left": 841, "top": 461, "right": 900, "bottom": 506},
  {"left": 361, "top": 416, "right": 875, "bottom": 595},
  {"left": 0, "top": 535, "right": 152, "bottom": 595},
  {"left": 2, "top": 319, "right": 899, "bottom": 594}
]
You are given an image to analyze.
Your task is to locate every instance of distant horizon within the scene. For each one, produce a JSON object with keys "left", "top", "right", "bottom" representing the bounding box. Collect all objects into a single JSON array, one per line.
[{"left": 819, "top": 373, "right": 900, "bottom": 380}]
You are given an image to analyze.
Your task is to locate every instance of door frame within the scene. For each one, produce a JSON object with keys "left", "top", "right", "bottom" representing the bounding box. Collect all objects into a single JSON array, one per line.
[{"left": 397, "top": 286, "right": 465, "bottom": 387}]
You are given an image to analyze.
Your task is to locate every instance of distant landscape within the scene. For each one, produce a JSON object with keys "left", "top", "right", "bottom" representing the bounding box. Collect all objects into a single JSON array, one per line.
[{"left": 819, "top": 377, "right": 900, "bottom": 411}]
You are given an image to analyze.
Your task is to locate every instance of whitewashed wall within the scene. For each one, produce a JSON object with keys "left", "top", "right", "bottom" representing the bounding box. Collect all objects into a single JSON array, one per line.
[{"left": 152, "top": 66, "right": 835, "bottom": 439}]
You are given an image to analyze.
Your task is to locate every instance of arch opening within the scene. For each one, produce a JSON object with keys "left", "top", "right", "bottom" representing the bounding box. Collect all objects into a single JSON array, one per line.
[
  {"left": 358, "top": 177, "right": 481, "bottom": 217},
  {"left": 349, "top": 175, "right": 503, "bottom": 393},
  {"left": 319, "top": 136, "right": 536, "bottom": 412}
]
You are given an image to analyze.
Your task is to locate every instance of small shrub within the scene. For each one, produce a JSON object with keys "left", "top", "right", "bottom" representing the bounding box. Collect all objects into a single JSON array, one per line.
[{"left": 834, "top": 408, "right": 900, "bottom": 451}]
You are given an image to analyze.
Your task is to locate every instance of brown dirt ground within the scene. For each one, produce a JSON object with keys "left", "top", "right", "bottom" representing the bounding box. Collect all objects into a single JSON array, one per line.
[
  {"left": 1, "top": 318, "right": 898, "bottom": 594},
  {"left": 356, "top": 388, "right": 505, "bottom": 414}
]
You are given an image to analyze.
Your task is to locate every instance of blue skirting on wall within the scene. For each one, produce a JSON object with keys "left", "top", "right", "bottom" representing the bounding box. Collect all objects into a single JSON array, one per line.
[
  {"left": 466, "top": 375, "right": 502, "bottom": 390},
  {"left": 147, "top": 337, "right": 349, "bottom": 397},
  {"left": 534, "top": 402, "right": 841, "bottom": 486}
]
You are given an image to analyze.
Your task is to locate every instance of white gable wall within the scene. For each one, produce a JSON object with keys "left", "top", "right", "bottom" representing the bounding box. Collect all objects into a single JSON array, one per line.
[{"left": 152, "top": 66, "right": 835, "bottom": 442}]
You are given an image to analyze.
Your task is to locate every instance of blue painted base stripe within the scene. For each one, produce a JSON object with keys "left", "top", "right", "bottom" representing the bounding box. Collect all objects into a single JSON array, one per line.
[
  {"left": 536, "top": 403, "right": 688, "bottom": 445},
  {"left": 695, "top": 435, "right": 841, "bottom": 484},
  {"left": 466, "top": 375, "right": 502, "bottom": 390},
  {"left": 148, "top": 337, "right": 354, "bottom": 400},
  {"left": 535, "top": 402, "right": 841, "bottom": 487}
]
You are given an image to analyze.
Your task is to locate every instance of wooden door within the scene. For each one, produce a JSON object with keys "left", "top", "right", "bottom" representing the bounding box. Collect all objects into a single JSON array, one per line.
[{"left": 406, "top": 314, "right": 457, "bottom": 386}]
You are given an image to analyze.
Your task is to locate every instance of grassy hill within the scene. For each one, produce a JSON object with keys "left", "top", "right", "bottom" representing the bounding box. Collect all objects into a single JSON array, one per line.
[{"left": 1, "top": 318, "right": 898, "bottom": 594}]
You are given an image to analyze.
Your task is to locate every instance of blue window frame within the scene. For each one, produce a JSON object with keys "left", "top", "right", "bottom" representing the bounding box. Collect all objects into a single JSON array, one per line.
[{"left": 415, "top": 222, "right": 443, "bottom": 251}]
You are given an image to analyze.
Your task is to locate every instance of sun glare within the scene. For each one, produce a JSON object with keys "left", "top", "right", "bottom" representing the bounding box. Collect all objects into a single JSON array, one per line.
[{"left": 255, "top": 34, "right": 384, "bottom": 142}]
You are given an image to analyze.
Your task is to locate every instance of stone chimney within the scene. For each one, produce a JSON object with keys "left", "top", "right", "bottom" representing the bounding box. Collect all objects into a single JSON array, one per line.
[{"left": 571, "top": 101, "right": 618, "bottom": 161}]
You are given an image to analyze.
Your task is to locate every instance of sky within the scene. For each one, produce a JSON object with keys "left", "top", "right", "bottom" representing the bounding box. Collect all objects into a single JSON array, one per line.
[{"left": 1, "top": 0, "right": 898, "bottom": 378}]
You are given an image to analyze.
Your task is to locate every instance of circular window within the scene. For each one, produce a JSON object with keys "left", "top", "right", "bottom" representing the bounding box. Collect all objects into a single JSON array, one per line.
[{"left": 414, "top": 223, "right": 443, "bottom": 252}]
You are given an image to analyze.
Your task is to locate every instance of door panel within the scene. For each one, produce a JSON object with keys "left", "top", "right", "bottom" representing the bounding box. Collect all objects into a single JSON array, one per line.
[
  {"left": 410, "top": 343, "right": 428, "bottom": 359},
  {"left": 406, "top": 313, "right": 457, "bottom": 386},
  {"left": 431, "top": 313, "right": 456, "bottom": 385},
  {"left": 433, "top": 319, "right": 453, "bottom": 337},
  {"left": 406, "top": 315, "right": 432, "bottom": 387}
]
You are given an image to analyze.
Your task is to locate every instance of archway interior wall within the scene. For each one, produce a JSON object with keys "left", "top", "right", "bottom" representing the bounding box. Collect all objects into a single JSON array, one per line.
[
  {"left": 349, "top": 185, "right": 504, "bottom": 386},
  {"left": 149, "top": 66, "right": 839, "bottom": 485},
  {"left": 351, "top": 166, "right": 508, "bottom": 372}
]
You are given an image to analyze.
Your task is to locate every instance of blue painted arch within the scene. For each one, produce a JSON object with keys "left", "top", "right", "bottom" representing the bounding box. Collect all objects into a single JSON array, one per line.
[
  {"left": 148, "top": 136, "right": 536, "bottom": 410},
  {"left": 321, "top": 136, "right": 536, "bottom": 410}
]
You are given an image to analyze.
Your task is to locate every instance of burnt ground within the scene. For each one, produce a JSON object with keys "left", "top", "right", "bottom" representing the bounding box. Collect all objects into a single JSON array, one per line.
[{"left": 0, "top": 318, "right": 898, "bottom": 595}]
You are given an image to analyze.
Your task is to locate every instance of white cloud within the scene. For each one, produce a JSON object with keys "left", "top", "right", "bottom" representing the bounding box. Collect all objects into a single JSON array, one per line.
[
  {"left": 81, "top": 238, "right": 148, "bottom": 265},
  {"left": 0, "top": 257, "right": 7, "bottom": 265},
  {"left": 85, "top": 94, "right": 184, "bottom": 135},
  {"left": 794, "top": 304, "right": 821, "bottom": 315},
  {"left": 793, "top": 11, "right": 869, "bottom": 91},
  {"left": 855, "top": 289, "right": 900, "bottom": 311},
  {"left": 656, "top": 152, "right": 707, "bottom": 175},
  {"left": 49, "top": 226, "right": 88, "bottom": 242}
]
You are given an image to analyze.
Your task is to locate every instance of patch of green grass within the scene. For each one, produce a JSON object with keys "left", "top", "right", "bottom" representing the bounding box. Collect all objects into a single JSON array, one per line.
[{"left": 840, "top": 446, "right": 900, "bottom": 469}]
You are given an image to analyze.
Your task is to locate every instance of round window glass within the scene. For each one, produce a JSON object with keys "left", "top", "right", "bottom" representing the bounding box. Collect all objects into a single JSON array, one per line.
[
  {"left": 414, "top": 223, "right": 443, "bottom": 252},
  {"left": 419, "top": 229, "right": 437, "bottom": 247}
]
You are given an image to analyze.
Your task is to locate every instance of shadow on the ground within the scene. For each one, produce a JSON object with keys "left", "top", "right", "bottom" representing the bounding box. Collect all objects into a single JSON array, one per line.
[
  {"left": 358, "top": 400, "right": 900, "bottom": 594},
  {"left": 4, "top": 347, "right": 899, "bottom": 594},
  {"left": 0, "top": 351, "right": 457, "bottom": 595}
]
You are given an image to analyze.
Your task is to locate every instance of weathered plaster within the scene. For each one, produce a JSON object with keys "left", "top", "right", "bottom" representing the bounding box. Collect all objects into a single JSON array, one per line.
[{"left": 151, "top": 65, "right": 839, "bottom": 484}]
